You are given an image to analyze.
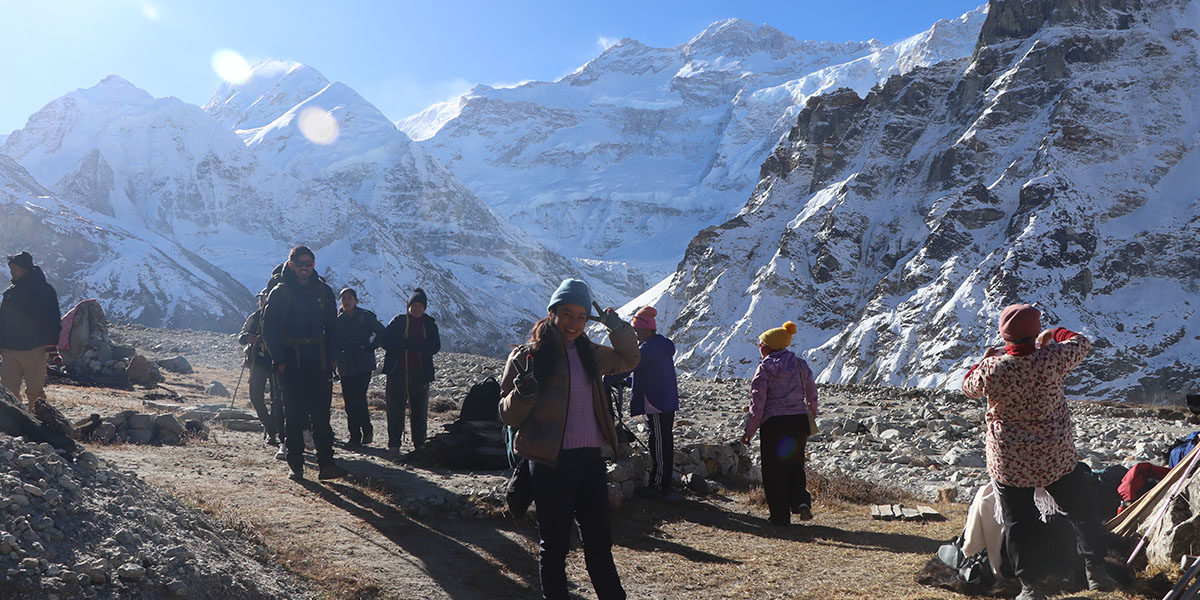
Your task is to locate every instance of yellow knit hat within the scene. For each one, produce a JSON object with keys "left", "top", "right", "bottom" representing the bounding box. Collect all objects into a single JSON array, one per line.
[{"left": 759, "top": 321, "right": 797, "bottom": 351}]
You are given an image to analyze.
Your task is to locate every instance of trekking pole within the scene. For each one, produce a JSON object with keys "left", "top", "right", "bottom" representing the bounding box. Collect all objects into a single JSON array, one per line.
[
  {"left": 1130, "top": 446, "right": 1200, "bottom": 564},
  {"left": 1165, "top": 556, "right": 1200, "bottom": 600},
  {"left": 229, "top": 363, "right": 246, "bottom": 412}
]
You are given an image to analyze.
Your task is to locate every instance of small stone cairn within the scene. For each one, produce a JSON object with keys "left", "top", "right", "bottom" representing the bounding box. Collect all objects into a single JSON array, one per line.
[{"left": 78, "top": 411, "right": 201, "bottom": 446}]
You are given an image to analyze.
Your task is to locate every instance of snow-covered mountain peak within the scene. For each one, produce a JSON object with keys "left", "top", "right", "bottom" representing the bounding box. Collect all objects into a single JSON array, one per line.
[
  {"left": 683, "top": 18, "right": 800, "bottom": 58},
  {"left": 204, "top": 60, "right": 332, "bottom": 130}
]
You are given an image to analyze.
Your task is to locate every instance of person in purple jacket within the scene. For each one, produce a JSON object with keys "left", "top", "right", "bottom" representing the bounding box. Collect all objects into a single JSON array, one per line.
[
  {"left": 741, "top": 320, "right": 819, "bottom": 526},
  {"left": 622, "top": 306, "right": 680, "bottom": 499}
]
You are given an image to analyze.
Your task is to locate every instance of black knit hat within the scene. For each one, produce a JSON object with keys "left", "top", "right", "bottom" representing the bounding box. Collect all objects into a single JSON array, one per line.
[
  {"left": 339, "top": 287, "right": 357, "bottom": 300},
  {"left": 6, "top": 251, "right": 33, "bottom": 270},
  {"left": 408, "top": 288, "right": 427, "bottom": 308}
]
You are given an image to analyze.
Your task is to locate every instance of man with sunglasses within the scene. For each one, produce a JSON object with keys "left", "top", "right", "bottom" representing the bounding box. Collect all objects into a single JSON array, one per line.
[{"left": 262, "top": 246, "right": 346, "bottom": 482}]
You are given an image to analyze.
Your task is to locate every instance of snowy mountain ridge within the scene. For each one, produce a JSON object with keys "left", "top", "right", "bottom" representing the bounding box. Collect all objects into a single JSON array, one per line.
[
  {"left": 634, "top": 0, "right": 1199, "bottom": 403},
  {"left": 2, "top": 71, "right": 585, "bottom": 353},
  {"left": 400, "top": 8, "right": 988, "bottom": 281}
]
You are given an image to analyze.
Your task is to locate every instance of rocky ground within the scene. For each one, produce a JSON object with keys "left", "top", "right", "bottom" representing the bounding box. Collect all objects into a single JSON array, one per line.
[{"left": 0, "top": 323, "right": 1189, "bottom": 599}]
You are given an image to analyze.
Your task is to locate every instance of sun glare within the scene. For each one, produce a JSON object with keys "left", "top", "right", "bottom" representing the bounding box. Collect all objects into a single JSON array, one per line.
[
  {"left": 140, "top": 3, "right": 161, "bottom": 20},
  {"left": 298, "top": 107, "right": 339, "bottom": 145},
  {"left": 211, "top": 50, "right": 252, "bottom": 85}
]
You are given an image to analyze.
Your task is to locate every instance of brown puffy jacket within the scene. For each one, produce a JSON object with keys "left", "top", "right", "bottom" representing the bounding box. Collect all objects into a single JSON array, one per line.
[{"left": 499, "top": 324, "right": 639, "bottom": 466}]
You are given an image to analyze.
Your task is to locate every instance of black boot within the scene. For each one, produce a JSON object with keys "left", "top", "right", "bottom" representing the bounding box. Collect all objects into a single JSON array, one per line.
[
  {"left": 318, "top": 462, "right": 347, "bottom": 480},
  {"left": 287, "top": 459, "right": 304, "bottom": 481}
]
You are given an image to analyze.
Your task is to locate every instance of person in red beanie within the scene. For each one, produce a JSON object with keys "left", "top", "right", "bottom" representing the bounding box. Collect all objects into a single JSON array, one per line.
[{"left": 962, "top": 304, "right": 1113, "bottom": 600}]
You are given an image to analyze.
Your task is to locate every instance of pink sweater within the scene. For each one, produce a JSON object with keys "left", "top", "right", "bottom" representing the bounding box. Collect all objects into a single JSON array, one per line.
[{"left": 561, "top": 345, "right": 606, "bottom": 449}]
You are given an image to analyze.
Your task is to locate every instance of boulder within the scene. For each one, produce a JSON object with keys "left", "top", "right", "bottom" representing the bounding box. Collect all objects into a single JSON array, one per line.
[
  {"left": 154, "top": 414, "right": 184, "bottom": 435},
  {"left": 155, "top": 355, "right": 194, "bottom": 374},
  {"left": 125, "top": 429, "right": 153, "bottom": 444},
  {"left": 126, "top": 355, "right": 164, "bottom": 386},
  {"left": 125, "top": 413, "right": 155, "bottom": 431},
  {"left": 206, "top": 381, "right": 230, "bottom": 398}
]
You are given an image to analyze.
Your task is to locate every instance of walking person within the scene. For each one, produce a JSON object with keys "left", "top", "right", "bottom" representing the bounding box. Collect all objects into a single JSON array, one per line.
[
  {"left": 336, "top": 288, "right": 385, "bottom": 447},
  {"left": 625, "top": 306, "right": 680, "bottom": 498},
  {"left": 741, "top": 321, "right": 818, "bottom": 526},
  {"left": 238, "top": 292, "right": 281, "bottom": 446},
  {"left": 499, "top": 278, "right": 640, "bottom": 600},
  {"left": 261, "top": 246, "right": 346, "bottom": 482},
  {"left": 962, "top": 304, "right": 1113, "bottom": 600},
  {"left": 381, "top": 288, "right": 440, "bottom": 459},
  {"left": 0, "top": 251, "right": 61, "bottom": 409}
]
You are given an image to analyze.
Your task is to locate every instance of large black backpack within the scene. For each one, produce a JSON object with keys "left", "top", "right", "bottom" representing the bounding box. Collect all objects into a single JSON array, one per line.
[{"left": 459, "top": 376, "right": 500, "bottom": 422}]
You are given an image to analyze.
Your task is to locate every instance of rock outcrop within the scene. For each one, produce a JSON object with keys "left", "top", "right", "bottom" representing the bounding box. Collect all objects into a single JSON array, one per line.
[{"left": 639, "top": 0, "right": 1199, "bottom": 402}]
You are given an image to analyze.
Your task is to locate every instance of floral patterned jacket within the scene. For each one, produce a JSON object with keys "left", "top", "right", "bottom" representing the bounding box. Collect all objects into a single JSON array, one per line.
[{"left": 962, "top": 328, "right": 1090, "bottom": 488}]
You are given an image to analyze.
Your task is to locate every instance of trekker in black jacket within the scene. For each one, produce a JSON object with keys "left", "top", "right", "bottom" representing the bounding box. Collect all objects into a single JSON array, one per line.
[
  {"left": 380, "top": 288, "right": 440, "bottom": 459},
  {"left": 261, "top": 246, "right": 345, "bottom": 482},
  {"left": 0, "top": 252, "right": 61, "bottom": 408},
  {"left": 335, "top": 288, "right": 385, "bottom": 447},
  {"left": 238, "top": 291, "right": 282, "bottom": 446}
]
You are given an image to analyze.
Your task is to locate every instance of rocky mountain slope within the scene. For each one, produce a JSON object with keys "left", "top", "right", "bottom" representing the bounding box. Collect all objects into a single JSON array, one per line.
[
  {"left": 637, "top": 0, "right": 1200, "bottom": 402},
  {"left": 401, "top": 10, "right": 987, "bottom": 281},
  {"left": 0, "top": 153, "right": 253, "bottom": 331},
  {"left": 2, "top": 69, "right": 587, "bottom": 352}
]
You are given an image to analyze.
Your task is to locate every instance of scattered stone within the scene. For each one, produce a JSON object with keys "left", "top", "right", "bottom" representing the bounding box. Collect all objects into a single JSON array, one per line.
[
  {"left": 154, "top": 356, "right": 194, "bottom": 375},
  {"left": 205, "top": 381, "right": 230, "bottom": 398},
  {"left": 126, "top": 355, "right": 165, "bottom": 386}
]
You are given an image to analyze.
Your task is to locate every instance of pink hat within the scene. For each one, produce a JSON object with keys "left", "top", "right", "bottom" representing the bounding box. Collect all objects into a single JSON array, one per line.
[
  {"left": 998, "top": 304, "right": 1041, "bottom": 341},
  {"left": 631, "top": 306, "right": 657, "bottom": 330}
]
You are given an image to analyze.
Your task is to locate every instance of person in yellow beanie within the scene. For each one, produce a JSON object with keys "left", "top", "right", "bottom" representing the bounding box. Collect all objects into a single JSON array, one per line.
[{"left": 741, "top": 321, "right": 819, "bottom": 526}]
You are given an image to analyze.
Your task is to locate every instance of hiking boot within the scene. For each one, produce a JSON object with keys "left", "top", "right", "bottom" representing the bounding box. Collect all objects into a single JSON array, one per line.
[
  {"left": 318, "top": 464, "right": 347, "bottom": 481},
  {"left": 793, "top": 504, "right": 814, "bottom": 521},
  {"left": 275, "top": 443, "right": 287, "bottom": 460},
  {"left": 1015, "top": 579, "right": 1047, "bottom": 600},
  {"left": 1086, "top": 562, "right": 1115, "bottom": 591},
  {"left": 266, "top": 434, "right": 278, "bottom": 446},
  {"left": 387, "top": 447, "right": 402, "bottom": 460},
  {"left": 346, "top": 436, "right": 362, "bottom": 448},
  {"left": 287, "top": 459, "right": 304, "bottom": 481},
  {"left": 768, "top": 515, "right": 790, "bottom": 527},
  {"left": 303, "top": 430, "right": 315, "bottom": 451},
  {"left": 362, "top": 428, "right": 373, "bottom": 445}
]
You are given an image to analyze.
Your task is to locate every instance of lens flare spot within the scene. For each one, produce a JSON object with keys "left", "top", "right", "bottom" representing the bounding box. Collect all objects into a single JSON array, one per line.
[
  {"left": 775, "top": 437, "right": 798, "bottom": 459},
  {"left": 140, "top": 3, "right": 160, "bottom": 20},
  {"left": 211, "top": 50, "right": 252, "bottom": 85},
  {"left": 297, "top": 107, "right": 339, "bottom": 146}
]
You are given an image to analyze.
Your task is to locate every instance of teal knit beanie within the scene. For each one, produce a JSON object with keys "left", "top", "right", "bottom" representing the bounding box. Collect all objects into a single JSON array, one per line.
[{"left": 547, "top": 279, "right": 592, "bottom": 316}]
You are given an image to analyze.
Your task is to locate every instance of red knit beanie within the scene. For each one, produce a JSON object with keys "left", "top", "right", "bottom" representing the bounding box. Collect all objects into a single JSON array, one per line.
[
  {"left": 631, "top": 306, "right": 657, "bottom": 330},
  {"left": 998, "top": 304, "right": 1041, "bottom": 341}
]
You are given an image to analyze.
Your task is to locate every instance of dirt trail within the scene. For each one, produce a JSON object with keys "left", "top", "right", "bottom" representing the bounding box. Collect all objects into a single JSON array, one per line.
[{"left": 38, "top": 324, "right": 1153, "bottom": 599}]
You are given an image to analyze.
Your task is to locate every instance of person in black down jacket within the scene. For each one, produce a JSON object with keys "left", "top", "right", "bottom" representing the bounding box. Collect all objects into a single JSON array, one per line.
[
  {"left": 380, "top": 288, "right": 440, "bottom": 459},
  {"left": 335, "top": 287, "right": 385, "bottom": 447},
  {"left": 0, "top": 252, "right": 61, "bottom": 409},
  {"left": 262, "top": 246, "right": 345, "bottom": 482}
]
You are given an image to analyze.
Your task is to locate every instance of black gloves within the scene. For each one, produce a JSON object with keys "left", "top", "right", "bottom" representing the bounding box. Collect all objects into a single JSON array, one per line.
[{"left": 513, "top": 352, "right": 538, "bottom": 398}]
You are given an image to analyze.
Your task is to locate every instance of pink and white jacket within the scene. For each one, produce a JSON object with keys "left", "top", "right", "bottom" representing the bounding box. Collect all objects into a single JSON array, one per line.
[{"left": 962, "top": 328, "right": 1090, "bottom": 488}]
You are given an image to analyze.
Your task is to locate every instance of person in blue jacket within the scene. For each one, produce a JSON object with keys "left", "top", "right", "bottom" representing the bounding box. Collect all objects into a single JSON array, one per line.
[{"left": 622, "top": 306, "right": 680, "bottom": 498}]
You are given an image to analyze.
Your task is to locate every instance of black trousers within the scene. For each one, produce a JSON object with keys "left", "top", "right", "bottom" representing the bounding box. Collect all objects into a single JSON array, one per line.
[
  {"left": 644, "top": 411, "right": 675, "bottom": 490},
  {"left": 385, "top": 372, "right": 429, "bottom": 450},
  {"left": 340, "top": 372, "right": 373, "bottom": 443},
  {"left": 996, "top": 462, "right": 1107, "bottom": 582},
  {"left": 760, "top": 414, "right": 811, "bottom": 523},
  {"left": 247, "top": 362, "right": 278, "bottom": 440},
  {"left": 530, "top": 447, "right": 625, "bottom": 600},
  {"left": 281, "top": 362, "right": 335, "bottom": 469}
]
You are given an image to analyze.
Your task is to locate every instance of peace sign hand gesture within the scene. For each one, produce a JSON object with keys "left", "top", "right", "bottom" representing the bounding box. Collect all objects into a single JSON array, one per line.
[{"left": 513, "top": 352, "right": 538, "bottom": 398}]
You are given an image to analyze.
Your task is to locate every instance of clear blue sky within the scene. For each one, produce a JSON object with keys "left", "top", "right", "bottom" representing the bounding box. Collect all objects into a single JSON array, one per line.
[{"left": 0, "top": 0, "right": 984, "bottom": 134}]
